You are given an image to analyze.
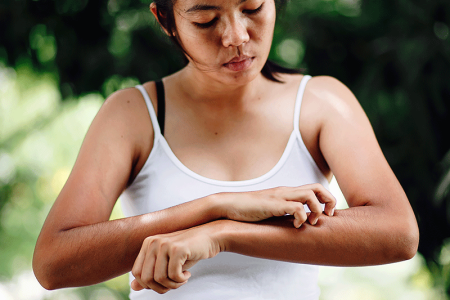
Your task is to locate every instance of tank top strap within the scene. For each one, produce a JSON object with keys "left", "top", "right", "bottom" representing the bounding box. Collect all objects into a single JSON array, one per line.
[
  {"left": 293, "top": 75, "right": 312, "bottom": 132},
  {"left": 135, "top": 84, "right": 162, "bottom": 138}
]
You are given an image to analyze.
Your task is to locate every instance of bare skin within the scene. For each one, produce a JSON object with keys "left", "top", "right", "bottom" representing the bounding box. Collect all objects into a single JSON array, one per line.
[{"left": 33, "top": 0, "right": 419, "bottom": 294}]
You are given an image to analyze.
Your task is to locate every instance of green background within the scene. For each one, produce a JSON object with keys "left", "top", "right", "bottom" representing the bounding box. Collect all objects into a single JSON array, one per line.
[{"left": 0, "top": 0, "right": 449, "bottom": 299}]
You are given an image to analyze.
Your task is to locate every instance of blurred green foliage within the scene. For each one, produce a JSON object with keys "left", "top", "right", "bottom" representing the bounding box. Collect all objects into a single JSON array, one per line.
[{"left": 1, "top": 0, "right": 450, "bottom": 298}]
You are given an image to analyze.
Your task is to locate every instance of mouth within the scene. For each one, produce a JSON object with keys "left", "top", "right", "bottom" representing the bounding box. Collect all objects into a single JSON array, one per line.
[{"left": 223, "top": 56, "right": 255, "bottom": 72}]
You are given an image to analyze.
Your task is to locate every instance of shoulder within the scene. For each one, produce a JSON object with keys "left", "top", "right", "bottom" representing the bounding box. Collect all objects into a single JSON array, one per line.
[
  {"left": 302, "top": 75, "right": 366, "bottom": 126},
  {"left": 305, "top": 75, "right": 361, "bottom": 111},
  {"left": 100, "top": 83, "right": 159, "bottom": 127},
  {"left": 274, "top": 73, "right": 353, "bottom": 101},
  {"left": 102, "top": 86, "right": 151, "bottom": 118},
  {"left": 94, "top": 86, "right": 156, "bottom": 174},
  {"left": 97, "top": 87, "right": 153, "bottom": 143},
  {"left": 274, "top": 73, "right": 362, "bottom": 125}
]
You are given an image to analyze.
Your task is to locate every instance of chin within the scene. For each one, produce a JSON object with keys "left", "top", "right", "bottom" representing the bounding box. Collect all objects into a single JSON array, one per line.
[{"left": 223, "top": 71, "right": 261, "bottom": 86}]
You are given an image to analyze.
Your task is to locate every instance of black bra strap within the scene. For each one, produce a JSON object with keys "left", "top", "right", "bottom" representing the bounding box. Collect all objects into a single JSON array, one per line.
[{"left": 155, "top": 80, "right": 166, "bottom": 136}]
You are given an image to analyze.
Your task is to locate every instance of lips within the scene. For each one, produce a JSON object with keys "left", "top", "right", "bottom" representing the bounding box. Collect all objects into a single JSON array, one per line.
[
  {"left": 225, "top": 55, "right": 252, "bottom": 64},
  {"left": 223, "top": 55, "right": 254, "bottom": 71}
]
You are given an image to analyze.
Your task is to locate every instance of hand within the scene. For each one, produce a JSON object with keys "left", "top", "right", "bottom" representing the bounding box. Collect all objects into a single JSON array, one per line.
[
  {"left": 131, "top": 223, "right": 222, "bottom": 294},
  {"left": 217, "top": 184, "right": 336, "bottom": 228}
]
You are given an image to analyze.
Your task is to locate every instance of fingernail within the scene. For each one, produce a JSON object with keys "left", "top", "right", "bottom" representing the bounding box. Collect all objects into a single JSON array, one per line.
[{"left": 331, "top": 208, "right": 335, "bottom": 216}]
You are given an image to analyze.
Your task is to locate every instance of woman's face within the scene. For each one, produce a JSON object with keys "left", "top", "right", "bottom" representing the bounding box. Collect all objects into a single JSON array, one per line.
[{"left": 172, "top": 0, "right": 276, "bottom": 85}]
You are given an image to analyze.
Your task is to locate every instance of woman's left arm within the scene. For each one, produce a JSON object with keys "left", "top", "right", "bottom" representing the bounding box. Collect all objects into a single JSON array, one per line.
[
  {"left": 220, "top": 75, "right": 419, "bottom": 264},
  {"left": 131, "top": 76, "right": 419, "bottom": 292}
]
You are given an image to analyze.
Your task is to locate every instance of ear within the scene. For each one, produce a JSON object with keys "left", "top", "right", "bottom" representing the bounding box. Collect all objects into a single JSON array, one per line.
[{"left": 150, "top": 2, "right": 172, "bottom": 36}]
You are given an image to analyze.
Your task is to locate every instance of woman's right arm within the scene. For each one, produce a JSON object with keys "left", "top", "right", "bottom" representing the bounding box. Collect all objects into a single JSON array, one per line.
[
  {"left": 33, "top": 87, "right": 330, "bottom": 290},
  {"left": 32, "top": 87, "right": 226, "bottom": 289}
]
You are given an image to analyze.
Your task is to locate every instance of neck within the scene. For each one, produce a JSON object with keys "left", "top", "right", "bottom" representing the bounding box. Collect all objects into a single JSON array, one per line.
[{"left": 173, "top": 63, "right": 268, "bottom": 108}]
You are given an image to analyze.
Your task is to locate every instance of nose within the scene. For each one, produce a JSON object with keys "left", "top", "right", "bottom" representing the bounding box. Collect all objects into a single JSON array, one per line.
[{"left": 221, "top": 16, "right": 250, "bottom": 48}]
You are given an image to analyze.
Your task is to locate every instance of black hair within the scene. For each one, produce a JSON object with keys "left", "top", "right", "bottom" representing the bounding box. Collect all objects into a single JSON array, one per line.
[{"left": 153, "top": 0, "right": 302, "bottom": 82}]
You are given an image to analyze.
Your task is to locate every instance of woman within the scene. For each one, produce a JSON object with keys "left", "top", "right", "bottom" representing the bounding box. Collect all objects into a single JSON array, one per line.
[{"left": 33, "top": 0, "right": 419, "bottom": 299}]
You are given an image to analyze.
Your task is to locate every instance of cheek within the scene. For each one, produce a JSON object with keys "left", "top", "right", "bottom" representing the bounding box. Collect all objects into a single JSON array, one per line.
[
  {"left": 252, "top": 13, "right": 275, "bottom": 48},
  {"left": 175, "top": 19, "right": 214, "bottom": 47},
  {"left": 180, "top": 33, "right": 219, "bottom": 61},
  {"left": 250, "top": 3, "right": 276, "bottom": 41}
]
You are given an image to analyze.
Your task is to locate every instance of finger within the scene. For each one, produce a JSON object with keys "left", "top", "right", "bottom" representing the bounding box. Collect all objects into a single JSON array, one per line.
[
  {"left": 137, "top": 250, "right": 157, "bottom": 290},
  {"left": 131, "top": 279, "right": 145, "bottom": 291},
  {"left": 291, "top": 204, "right": 308, "bottom": 228},
  {"left": 154, "top": 248, "right": 186, "bottom": 289},
  {"left": 131, "top": 241, "right": 151, "bottom": 290},
  {"left": 306, "top": 184, "right": 337, "bottom": 216},
  {"left": 138, "top": 245, "right": 171, "bottom": 293},
  {"left": 168, "top": 249, "right": 191, "bottom": 283},
  {"left": 303, "top": 190, "right": 323, "bottom": 225},
  {"left": 284, "top": 189, "right": 322, "bottom": 225},
  {"left": 142, "top": 261, "right": 171, "bottom": 294}
]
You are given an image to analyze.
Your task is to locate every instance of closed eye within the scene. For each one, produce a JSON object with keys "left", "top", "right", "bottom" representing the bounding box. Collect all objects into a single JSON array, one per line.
[
  {"left": 194, "top": 18, "right": 218, "bottom": 29},
  {"left": 193, "top": 2, "right": 264, "bottom": 29},
  {"left": 243, "top": 2, "right": 264, "bottom": 15}
]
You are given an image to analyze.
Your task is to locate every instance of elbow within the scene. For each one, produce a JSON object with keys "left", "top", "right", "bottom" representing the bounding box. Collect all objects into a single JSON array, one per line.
[
  {"left": 33, "top": 244, "right": 64, "bottom": 290},
  {"left": 402, "top": 224, "right": 420, "bottom": 260},
  {"left": 33, "top": 261, "right": 52, "bottom": 290},
  {"left": 389, "top": 218, "right": 420, "bottom": 262},
  {"left": 34, "top": 275, "right": 58, "bottom": 291},
  {"left": 33, "top": 253, "right": 56, "bottom": 290}
]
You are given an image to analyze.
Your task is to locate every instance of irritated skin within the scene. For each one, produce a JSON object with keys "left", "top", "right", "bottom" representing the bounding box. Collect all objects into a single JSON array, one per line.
[{"left": 32, "top": 0, "right": 419, "bottom": 293}]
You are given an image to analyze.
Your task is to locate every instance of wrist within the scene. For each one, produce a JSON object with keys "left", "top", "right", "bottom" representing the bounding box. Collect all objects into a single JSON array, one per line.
[
  {"left": 204, "top": 193, "right": 228, "bottom": 220},
  {"left": 208, "top": 219, "right": 236, "bottom": 253}
]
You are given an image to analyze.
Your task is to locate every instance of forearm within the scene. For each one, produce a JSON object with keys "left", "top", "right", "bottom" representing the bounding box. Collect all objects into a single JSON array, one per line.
[
  {"left": 218, "top": 206, "right": 419, "bottom": 266},
  {"left": 33, "top": 196, "right": 220, "bottom": 290}
]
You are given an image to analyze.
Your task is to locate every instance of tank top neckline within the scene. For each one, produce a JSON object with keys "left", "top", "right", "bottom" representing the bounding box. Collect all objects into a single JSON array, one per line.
[
  {"left": 157, "top": 130, "right": 298, "bottom": 186},
  {"left": 135, "top": 75, "right": 313, "bottom": 187}
]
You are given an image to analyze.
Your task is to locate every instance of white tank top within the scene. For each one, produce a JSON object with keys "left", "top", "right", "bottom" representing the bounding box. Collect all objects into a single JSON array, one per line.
[{"left": 120, "top": 75, "right": 330, "bottom": 300}]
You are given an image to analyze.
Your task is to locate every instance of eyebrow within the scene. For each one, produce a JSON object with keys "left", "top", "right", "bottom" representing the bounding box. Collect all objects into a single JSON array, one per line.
[{"left": 185, "top": 0, "right": 248, "bottom": 13}]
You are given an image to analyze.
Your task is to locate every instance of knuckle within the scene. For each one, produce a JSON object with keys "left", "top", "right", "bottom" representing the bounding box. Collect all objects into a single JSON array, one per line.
[
  {"left": 295, "top": 206, "right": 307, "bottom": 219},
  {"left": 306, "top": 190, "right": 316, "bottom": 200},
  {"left": 312, "top": 183, "right": 323, "bottom": 189},
  {"left": 168, "top": 247, "right": 177, "bottom": 257},
  {"left": 331, "top": 195, "right": 337, "bottom": 204},
  {"left": 141, "top": 272, "right": 154, "bottom": 283},
  {"left": 171, "top": 274, "right": 183, "bottom": 283},
  {"left": 168, "top": 244, "right": 181, "bottom": 256},
  {"left": 292, "top": 202, "right": 303, "bottom": 211},
  {"left": 154, "top": 237, "right": 164, "bottom": 246},
  {"left": 296, "top": 202, "right": 305, "bottom": 210},
  {"left": 167, "top": 271, "right": 177, "bottom": 281},
  {"left": 144, "top": 236, "right": 156, "bottom": 245},
  {"left": 154, "top": 274, "right": 166, "bottom": 284},
  {"left": 298, "top": 213, "right": 307, "bottom": 222},
  {"left": 131, "top": 267, "right": 142, "bottom": 279},
  {"left": 160, "top": 240, "right": 170, "bottom": 251}
]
